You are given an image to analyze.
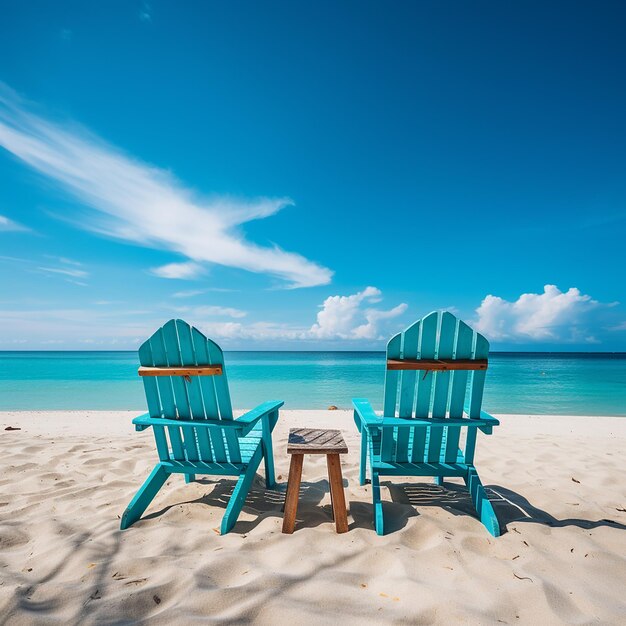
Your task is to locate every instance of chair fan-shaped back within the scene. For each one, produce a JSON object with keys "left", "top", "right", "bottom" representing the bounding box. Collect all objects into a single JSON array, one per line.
[{"left": 138, "top": 319, "right": 240, "bottom": 463}]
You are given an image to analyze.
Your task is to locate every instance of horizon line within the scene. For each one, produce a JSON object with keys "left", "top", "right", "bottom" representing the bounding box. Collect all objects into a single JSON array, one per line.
[{"left": 1, "top": 349, "right": 626, "bottom": 355}]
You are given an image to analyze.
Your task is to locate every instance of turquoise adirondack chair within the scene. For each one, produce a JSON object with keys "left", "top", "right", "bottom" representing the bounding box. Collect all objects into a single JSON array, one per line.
[
  {"left": 353, "top": 311, "right": 501, "bottom": 536},
  {"left": 121, "top": 319, "right": 283, "bottom": 534}
]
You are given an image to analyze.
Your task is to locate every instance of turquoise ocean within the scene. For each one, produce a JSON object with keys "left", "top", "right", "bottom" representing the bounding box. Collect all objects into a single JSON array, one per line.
[{"left": 0, "top": 351, "right": 624, "bottom": 415}]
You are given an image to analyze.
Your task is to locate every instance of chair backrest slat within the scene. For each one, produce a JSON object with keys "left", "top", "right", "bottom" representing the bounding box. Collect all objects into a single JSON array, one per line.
[
  {"left": 464, "top": 334, "right": 489, "bottom": 464},
  {"left": 191, "top": 327, "right": 227, "bottom": 461},
  {"left": 138, "top": 319, "right": 241, "bottom": 464},
  {"left": 444, "top": 320, "right": 474, "bottom": 462},
  {"left": 206, "top": 339, "right": 241, "bottom": 463},
  {"left": 149, "top": 328, "right": 186, "bottom": 459},
  {"left": 395, "top": 321, "right": 420, "bottom": 462},
  {"left": 381, "top": 311, "right": 490, "bottom": 465},
  {"left": 162, "top": 321, "right": 199, "bottom": 462},
  {"left": 410, "top": 312, "right": 437, "bottom": 462},
  {"left": 176, "top": 321, "right": 214, "bottom": 462},
  {"left": 382, "top": 333, "right": 401, "bottom": 416},
  {"left": 426, "top": 312, "right": 456, "bottom": 462},
  {"left": 138, "top": 341, "right": 169, "bottom": 460}
]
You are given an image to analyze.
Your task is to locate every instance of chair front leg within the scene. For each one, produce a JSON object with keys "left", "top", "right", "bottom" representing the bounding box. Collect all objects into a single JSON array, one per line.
[
  {"left": 261, "top": 413, "right": 276, "bottom": 489},
  {"left": 120, "top": 464, "right": 169, "bottom": 530},
  {"left": 371, "top": 470, "right": 384, "bottom": 536},
  {"left": 464, "top": 467, "right": 500, "bottom": 537},
  {"left": 359, "top": 427, "right": 368, "bottom": 486}
]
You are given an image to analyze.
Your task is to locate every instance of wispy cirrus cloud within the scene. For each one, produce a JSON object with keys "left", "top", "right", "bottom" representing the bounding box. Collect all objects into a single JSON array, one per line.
[
  {"left": 139, "top": 2, "right": 152, "bottom": 22},
  {"left": 172, "top": 289, "right": 206, "bottom": 298},
  {"left": 150, "top": 261, "right": 204, "bottom": 280},
  {"left": 0, "top": 83, "right": 333, "bottom": 288},
  {"left": 173, "top": 305, "right": 247, "bottom": 319},
  {"left": 172, "top": 287, "right": 236, "bottom": 298},
  {"left": 38, "top": 266, "right": 88, "bottom": 279},
  {"left": 0, "top": 214, "right": 30, "bottom": 232},
  {"left": 36, "top": 256, "right": 89, "bottom": 286},
  {"left": 45, "top": 255, "right": 82, "bottom": 266}
]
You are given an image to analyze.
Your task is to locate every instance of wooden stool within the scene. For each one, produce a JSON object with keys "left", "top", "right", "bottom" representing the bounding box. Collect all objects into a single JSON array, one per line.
[{"left": 282, "top": 428, "right": 349, "bottom": 534}]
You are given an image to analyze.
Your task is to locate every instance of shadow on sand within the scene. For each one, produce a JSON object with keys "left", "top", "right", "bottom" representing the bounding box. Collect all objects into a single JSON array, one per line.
[
  {"left": 376, "top": 479, "right": 626, "bottom": 535},
  {"left": 139, "top": 474, "right": 626, "bottom": 536},
  {"left": 141, "top": 475, "right": 353, "bottom": 533}
]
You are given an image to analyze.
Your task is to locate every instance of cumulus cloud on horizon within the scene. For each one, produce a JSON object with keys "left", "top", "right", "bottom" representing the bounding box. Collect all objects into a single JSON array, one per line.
[
  {"left": 310, "top": 286, "right": 408, "bottom": 340},
  {"left": 197, "top": 286, "right": 408, "bottom": 342},
  {"left": 0, "top": 286, "right": 409, "bottom": 347},
  {"left": 474, "top": 284, "right": 615, "bottom": 344},
  {"left": 0, "top": 83, "right": 333, "bottom": 288},
  {"left": 0, "top": 281, "right": 622, "bottom": 349}
]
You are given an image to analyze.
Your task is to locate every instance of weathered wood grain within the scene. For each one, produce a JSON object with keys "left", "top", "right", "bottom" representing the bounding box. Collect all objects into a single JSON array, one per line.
[
  {"left": 386, "top": 359, "right": 488, "bottom": 371},
  {"left": 282, "top": 453, "right": 304, "bottom": 534},
  {"left": 287, "top": 428, "right": 348, "bottom": 455},
  {"left": 283, "top": 428, "right": 350, "bottom": 534},
  {"left": 138, "top": 365, "right": 223, "bottom": 377},
  {"left": 327, "top": 453, "right": 349, "bottom": 533}
]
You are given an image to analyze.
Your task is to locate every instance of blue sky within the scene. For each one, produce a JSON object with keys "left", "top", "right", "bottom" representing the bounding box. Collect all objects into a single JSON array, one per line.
[{"left": 0, "top": 1, "right": 625, "bottom": 350}]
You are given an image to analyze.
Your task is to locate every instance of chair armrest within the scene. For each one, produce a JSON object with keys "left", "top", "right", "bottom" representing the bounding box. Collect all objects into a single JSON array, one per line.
[
  {"left": 235, "top": 400, "right": 283, "bottom": 434},
  {"left": 352, "top": 398, "right": 382, "bottom": 432},
  {"left": 379, "top": 415, "right": 492, "bottom": 428},
  {"left": 475, "top": 410, "right": 500, "bottom": 426},
  {"left": 132, "top": 401, "right": 284, "bottom": 435},
  {"left": 132, "top": 414, "right": 251, "bottom": 432},
  {"left": 463, "top": 408, "right": 500, "bottom": 428},
  {"left": 132, "top": 412, "right": 154, "bottom": 431},
  {"left": 375, "top": 412, "right": 499, "bottom": 434}
]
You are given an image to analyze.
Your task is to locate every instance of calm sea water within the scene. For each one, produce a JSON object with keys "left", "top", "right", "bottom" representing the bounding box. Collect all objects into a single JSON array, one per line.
[{"left": 0, "top": 351, "right": 624, "bottom": 415}]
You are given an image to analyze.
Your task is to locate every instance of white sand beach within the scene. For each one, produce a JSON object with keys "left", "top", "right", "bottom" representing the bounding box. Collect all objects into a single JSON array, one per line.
[{"left": 1, "top": 410, "right": 625, "bottom": 625}]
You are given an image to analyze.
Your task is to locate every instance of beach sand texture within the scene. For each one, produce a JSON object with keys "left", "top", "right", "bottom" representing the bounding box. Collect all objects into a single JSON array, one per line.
[{"left": 1, "top": 410, "right": 625, "bottom": 625}]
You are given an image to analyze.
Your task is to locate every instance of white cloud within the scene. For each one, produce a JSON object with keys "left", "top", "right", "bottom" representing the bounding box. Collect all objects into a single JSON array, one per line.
[
  {"left": 38, "top": 266, "right": 89, "bottom": 278},
  {"left": 198, "top": 321, "right": 307, "bottom": 342},
  {"left": 352, "top": 303, "right": 409, "bottom": 339},
  {"left": 0, "top": 307, "right": 156, "bottom": 347},
  {"left": 310, "top": 286, "right": 381, "bottom": 339},
  {"left": 0, "top": 83, "right": 333, "bottom": 288},
  {"left": 172, "top": 289, "right": 205, "bottom": 298},
  {"left": 0, "top": 214, "right": 29, "bottom": 232},
  {"left": 0, "top": 286, "right": 406, "bottom": 347},
  {"left": 150, "top": 261, "right": 204, "bottom": 280},
  {"left": 309, "top": 286, "right": 406, "bottom": 339},
  {"left": 174, "top": 305, "right": 247, "bottom": 319},
  {"left": 176, "top": 287, "right": 407, "bottom": 343},
  {"left": 139, "top": 2, "right": 152, "bottom": 22},
  {"left": 475, "top": 284, "right": 607, "bottom": 343},
  {"left": 53, "top": 256, "right": 82, "bottom": 267}
]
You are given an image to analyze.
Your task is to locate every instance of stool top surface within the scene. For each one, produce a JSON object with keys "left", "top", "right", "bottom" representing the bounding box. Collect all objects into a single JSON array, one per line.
[{"left": 287, "top": 428, "right": 348, "bottom": 455}]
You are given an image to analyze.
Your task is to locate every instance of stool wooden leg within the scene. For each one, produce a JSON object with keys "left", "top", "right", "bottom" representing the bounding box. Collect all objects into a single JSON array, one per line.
[
  {"left": 326, "top": 454, "right": 348, "bottom": 533},
  {"left": 282, "top": 454, "right": 304, "bottom": 534}
]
